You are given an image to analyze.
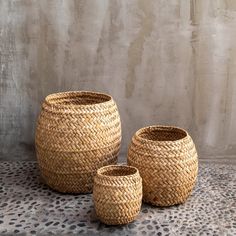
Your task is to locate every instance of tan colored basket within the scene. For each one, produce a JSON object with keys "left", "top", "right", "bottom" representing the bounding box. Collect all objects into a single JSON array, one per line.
[
  {"left": 93, "top": 165, "right": 142, "bottom": 225},
  {"left": 35, "top": 91, "right": 121, "bottom": 193},
  {"left": 127, "top": 125, "right": 198, "bottom": 206}
]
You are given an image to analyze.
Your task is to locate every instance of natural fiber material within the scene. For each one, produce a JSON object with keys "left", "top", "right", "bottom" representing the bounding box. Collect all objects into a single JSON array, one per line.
[
  {"left": 93, "top": 165, "right": 142, "bottom": 225},
  {"left": 35, "top": 91, "right": 121, "bottom": 193},
  {"left": 127, "top": 125, "right": 198, "bottom": 206}
]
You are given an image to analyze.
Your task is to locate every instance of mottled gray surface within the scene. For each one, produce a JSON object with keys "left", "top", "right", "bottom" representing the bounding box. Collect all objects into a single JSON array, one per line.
[
  {"left": 0, "top": 161, "right": 236, "bottom": 235},
  {"left": 1, "top": 0, "right": 236, "bottom": 161}
]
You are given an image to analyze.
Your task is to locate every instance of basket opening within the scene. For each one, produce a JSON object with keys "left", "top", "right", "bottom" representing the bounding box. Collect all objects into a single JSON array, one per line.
[
  {"left": 46, "top": 91, "right": 111, "bottom": 106},
  {"left": 98, "top": 165, "right": 137, "bottom": 177},
  {"left": 139, "top": 126, "right": 187, "bottom": 141}
]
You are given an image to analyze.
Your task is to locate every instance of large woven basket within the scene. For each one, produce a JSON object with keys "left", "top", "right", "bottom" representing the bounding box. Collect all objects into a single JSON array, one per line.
[
  {"left": 35, "top": 91, "right": 121, "bottom": 193},
  {"left": 127, "top": 125, "right": 198, "bottom": 206},
  {"left": 93, "top": 165, "right": 142, "bottom": 225}
]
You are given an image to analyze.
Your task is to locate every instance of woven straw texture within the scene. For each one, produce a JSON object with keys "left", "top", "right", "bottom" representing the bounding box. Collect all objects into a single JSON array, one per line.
[
  {"left": 35, "top": 91, "right": 121, "bottom": 193},
  {"left": 127, "top": 125, "right": 198, "bottom": 206},
  {"left": 93, "top": 165, "right": 142, "bottom": 225}
]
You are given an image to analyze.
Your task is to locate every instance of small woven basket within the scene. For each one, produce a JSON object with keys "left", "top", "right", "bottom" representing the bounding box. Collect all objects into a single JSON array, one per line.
[
  {"left": 93, "top": 165, "right": 142, "bottom": 225},
  {"left": 35, "top": 91, "right": 121, "bottom": 193},
  {"left": 127, "top": 125, "right": 198, "bottom": 206}
]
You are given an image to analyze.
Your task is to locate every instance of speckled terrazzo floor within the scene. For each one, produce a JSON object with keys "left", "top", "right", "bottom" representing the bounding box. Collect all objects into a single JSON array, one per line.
[{"left": 0, "top": 162, "right": 236, "bottom": 236}]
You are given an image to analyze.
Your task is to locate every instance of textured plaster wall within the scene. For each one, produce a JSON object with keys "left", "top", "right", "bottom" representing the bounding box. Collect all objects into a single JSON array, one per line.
[{"left": 0, "top": 0, "right": 236, "bottom": 161}]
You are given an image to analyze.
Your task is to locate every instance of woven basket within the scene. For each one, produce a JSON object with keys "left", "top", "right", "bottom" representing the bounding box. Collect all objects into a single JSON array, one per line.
[
  {"left": 93, "top": 165, "right": 142, "bottom": 225},
  {"left": 35, "top": 91, "right": 121, "bottom": 193},
  {"left": 127, "top": 125, "right": 198, "bottom": 206}
]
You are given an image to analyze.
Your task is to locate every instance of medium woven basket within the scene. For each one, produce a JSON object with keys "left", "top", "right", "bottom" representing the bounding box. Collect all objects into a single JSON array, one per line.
[
  {"left": 35, "top": 91, "right": 121, "bottom": 193},
  {"left": 93, "top": 165, "right": 142, "bottom": 225},
  {"left": 127, "top": 125, "right": 198, "bottom": 206}
]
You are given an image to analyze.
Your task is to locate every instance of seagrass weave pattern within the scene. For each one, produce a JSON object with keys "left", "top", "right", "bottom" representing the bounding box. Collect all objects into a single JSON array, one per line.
[
  {"left": 93, "top": 165, "right": 142, "bottom": 225},
  {"left": 127, "top": 125, "right": 198, "bottom": 206},
  {"left": 35, "top": 91, "right": 121, "bottom": 193}
]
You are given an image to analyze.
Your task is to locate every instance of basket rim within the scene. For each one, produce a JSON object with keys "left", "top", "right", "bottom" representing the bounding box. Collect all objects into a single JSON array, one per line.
[
  {"left": 44, "top": 90, "right": 113, "bottom": 108},
  {"left": 96, "top": 165, "right": 139, "bottom": 179},
  {"left": 134, "top": 125, "right": 189, "bottom": 144}
]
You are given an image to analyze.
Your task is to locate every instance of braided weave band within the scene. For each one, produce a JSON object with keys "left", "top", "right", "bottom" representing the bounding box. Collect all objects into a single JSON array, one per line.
[
  {"left": 35, "top": 91, "right": 121, "bottom": 193},
  {"left": 127, "top": 125, "right": 198, "bottom": 206},
  {"left": 93, "top": 165, "right": 142, "bottom": 225}
]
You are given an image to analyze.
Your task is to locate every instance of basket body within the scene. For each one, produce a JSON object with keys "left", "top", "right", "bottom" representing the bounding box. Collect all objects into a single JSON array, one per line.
[
  {"left": 93, "top": 165, "right": 142, "bottom": 225},
  {"left": 127, "top": 125, "right": 198, "bottom": 206},
  {"left": 35, "top": 91, "right": 121, "bottom": 193}
]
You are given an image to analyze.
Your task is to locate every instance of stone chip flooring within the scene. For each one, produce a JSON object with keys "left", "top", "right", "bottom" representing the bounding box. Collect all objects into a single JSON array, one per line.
[{"left": 0, "top": 161, "right": 236, "bottom": 235}]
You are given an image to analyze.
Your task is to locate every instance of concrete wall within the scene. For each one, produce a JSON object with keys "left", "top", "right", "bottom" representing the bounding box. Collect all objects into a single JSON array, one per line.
[{"left": 1, "top": 0, "right": 236, "bottom": 162}]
